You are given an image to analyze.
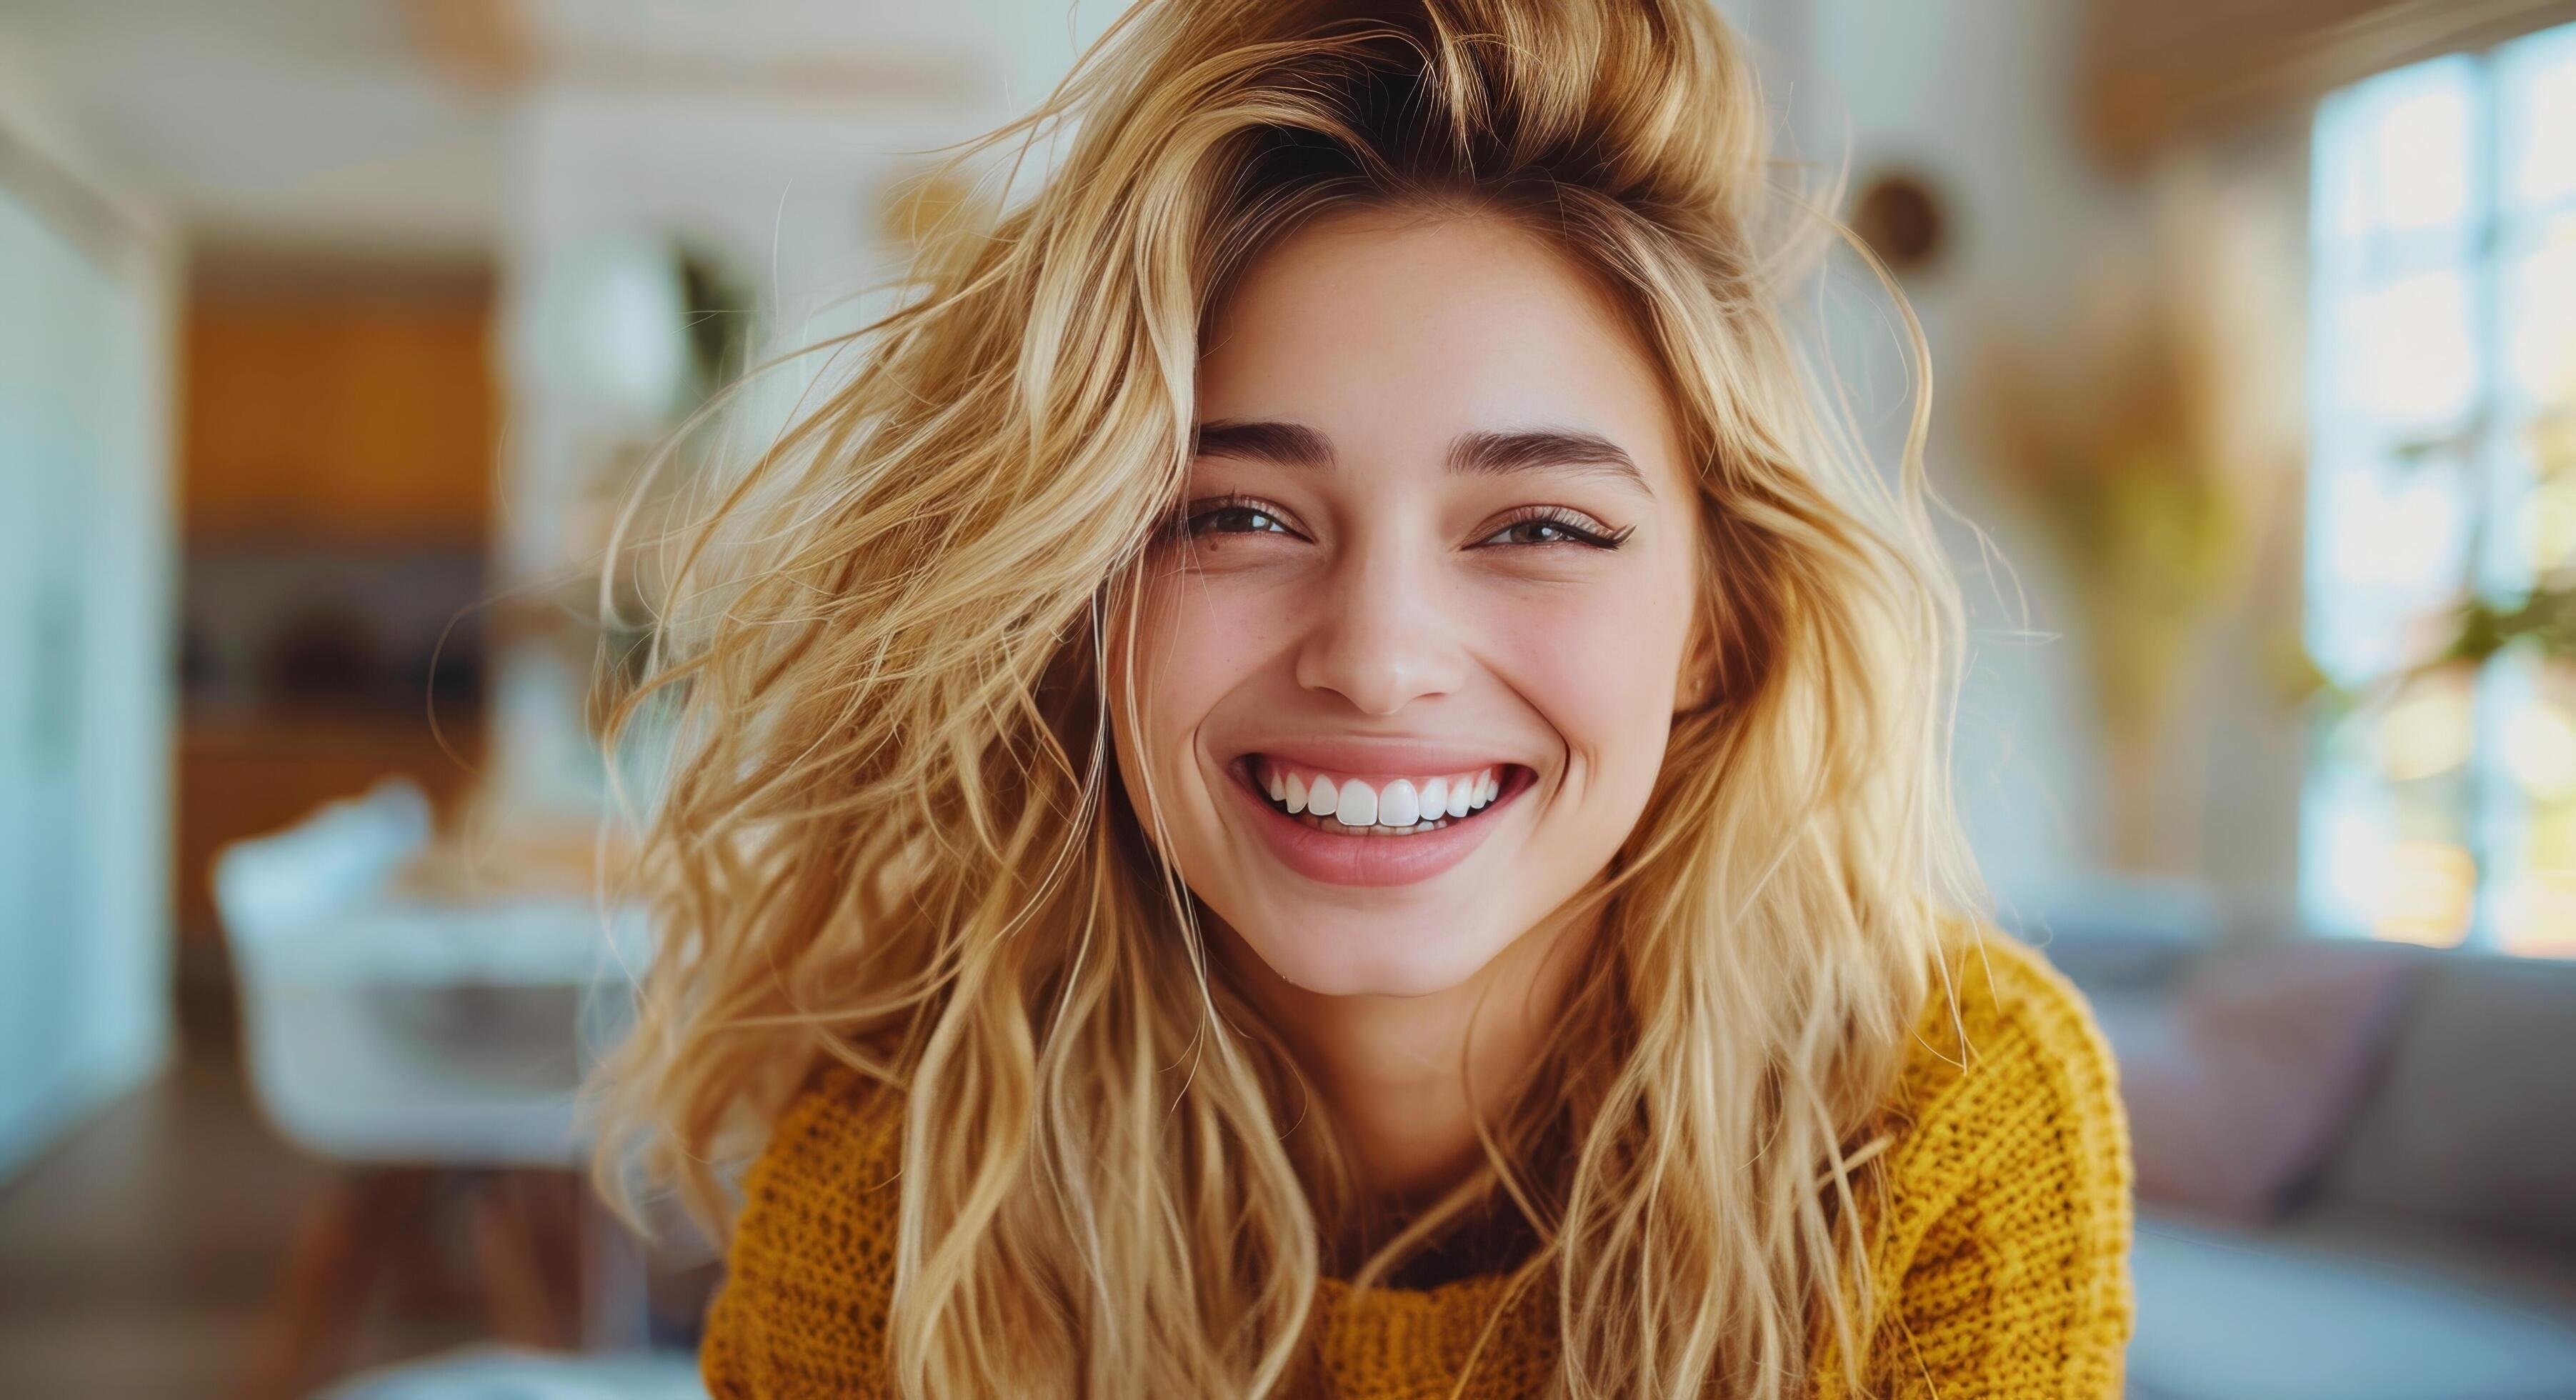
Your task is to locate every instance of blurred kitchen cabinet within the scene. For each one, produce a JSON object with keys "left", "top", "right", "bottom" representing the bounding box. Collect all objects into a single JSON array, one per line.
[
  {"left": 175, "top": 259, "right": 499, "bottom": 946},
  {"left": 182, "top": 268, "right": 495, "bottom": 546}
]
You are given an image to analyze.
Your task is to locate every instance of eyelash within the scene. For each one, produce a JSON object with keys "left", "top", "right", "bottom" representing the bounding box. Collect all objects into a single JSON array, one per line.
[{"left": 1168, "top": 494, "right": 1633, "bottom": 551}]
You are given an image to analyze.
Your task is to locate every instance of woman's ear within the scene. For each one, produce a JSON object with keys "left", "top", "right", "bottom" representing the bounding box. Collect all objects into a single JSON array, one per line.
[
  {"left": 1674, "top": 506, "right": 1728, "bottom": 716},
  {"left": 1672, "top": 611, "right": 1722, "bottom": 715}
]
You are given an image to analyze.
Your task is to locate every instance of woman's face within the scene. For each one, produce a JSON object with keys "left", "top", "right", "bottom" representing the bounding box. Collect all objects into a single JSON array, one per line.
[{"left": 1111, "top": 207, "right": 1706, "bottom": 998}]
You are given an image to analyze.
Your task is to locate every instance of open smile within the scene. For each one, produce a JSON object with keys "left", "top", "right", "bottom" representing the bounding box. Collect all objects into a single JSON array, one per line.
[{"left": 1226, "top": 754, "right": 1535, "bottom": 886}]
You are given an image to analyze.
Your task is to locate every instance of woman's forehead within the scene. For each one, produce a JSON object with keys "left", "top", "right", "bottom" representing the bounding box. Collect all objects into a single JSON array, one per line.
[{"left": 1196, "top": 208, "right": 1687, "bottom": 485}]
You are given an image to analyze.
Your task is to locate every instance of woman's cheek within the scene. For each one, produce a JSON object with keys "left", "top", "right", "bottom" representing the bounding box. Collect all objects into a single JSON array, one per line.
[
  {"left": 1482, "top": 577, "right": 1691, "bottom": 744},
  {"left": 1133, "top": 568, "right": 1290, "bottom": 751}
]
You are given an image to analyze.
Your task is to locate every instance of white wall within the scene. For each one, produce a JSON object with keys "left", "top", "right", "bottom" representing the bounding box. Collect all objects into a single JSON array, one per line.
[
  {"left": 0, "top": 44, "right": 178, "bottom": 1179},
  {"left": 1757, "top": 0, "right": 2312, "bottom": 939},
  {"left": 485, "top": 2, "right": 1134, "bottom": 820}
]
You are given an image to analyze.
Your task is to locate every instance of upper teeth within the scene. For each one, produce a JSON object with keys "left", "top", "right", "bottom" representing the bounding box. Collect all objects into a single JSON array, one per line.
[{"left": 1260, "top": 761, "right": 1501, "bottom": 826}]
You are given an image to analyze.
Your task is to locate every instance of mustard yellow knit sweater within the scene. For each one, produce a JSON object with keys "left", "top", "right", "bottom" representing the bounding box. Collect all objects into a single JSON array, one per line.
[{"left": 700, "top": 934, "right": 2135, "bottom": 1397}]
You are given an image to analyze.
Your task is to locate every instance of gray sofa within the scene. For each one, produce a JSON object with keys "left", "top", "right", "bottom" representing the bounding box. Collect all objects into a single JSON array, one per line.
[{"left": 2040, "top": 929, "right": 2576, "bottom": 1400}]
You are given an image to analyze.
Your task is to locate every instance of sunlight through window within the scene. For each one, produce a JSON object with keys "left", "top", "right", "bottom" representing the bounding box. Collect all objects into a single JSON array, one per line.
[{"left": 2307, "top": 23, "right": 2576, "bottom": 956}]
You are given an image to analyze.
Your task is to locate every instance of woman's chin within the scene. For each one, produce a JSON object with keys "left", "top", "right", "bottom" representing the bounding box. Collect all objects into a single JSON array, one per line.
[{"left": 1223, "top": 912, "right": 1510, "bottom": 999}]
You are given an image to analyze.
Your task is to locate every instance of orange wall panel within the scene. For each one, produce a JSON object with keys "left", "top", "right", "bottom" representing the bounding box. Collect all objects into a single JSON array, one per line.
[{"left": 182, "top": 291, "right": 496, "bottom": 545}]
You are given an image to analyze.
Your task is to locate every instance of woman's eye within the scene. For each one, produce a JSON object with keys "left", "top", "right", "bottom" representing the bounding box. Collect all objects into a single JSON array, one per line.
[
  {"left": 1167, "top": 500, "right": 1624, "bottom": 549},
  {"left": 1187, "top": 504, "right": 1294, "bottom": 536},
  {"left": 1476, "top": 511, "right": 1629, "bottom": 550}
]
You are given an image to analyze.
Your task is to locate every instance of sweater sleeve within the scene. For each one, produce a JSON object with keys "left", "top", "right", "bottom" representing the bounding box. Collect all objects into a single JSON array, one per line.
[
  {"left": 699, "top": 1064, "right": 904, "bottom": 1400},
  {"left": 1861, "top": 937, "right": 2137, "bottom": 1399}
]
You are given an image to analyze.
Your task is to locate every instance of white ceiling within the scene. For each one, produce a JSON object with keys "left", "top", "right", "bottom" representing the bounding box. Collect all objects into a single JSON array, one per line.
[{"left": 0, "top": 0, "right": 1104, "bottom": 261}]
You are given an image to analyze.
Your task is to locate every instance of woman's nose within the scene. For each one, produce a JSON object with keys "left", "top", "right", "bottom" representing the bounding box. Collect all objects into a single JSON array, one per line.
[{"left": 1291, "top": 534, "right": 1469, "bottom": 716}]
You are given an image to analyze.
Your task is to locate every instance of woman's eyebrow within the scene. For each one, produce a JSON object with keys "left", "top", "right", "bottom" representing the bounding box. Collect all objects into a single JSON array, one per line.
[
  {"left": 1193, "top": 419, "right": 1650, "bottom": 495},
  {"left": 1191, "top": 419, "right": 1335, "bottom": 467},
  {"left": 1446, "top": 428, "right": 1650, "bottom": 495}
]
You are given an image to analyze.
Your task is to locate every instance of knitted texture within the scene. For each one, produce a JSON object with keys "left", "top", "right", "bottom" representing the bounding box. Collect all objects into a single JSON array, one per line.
[{"left": 699, "top": 933, "right": 2134, "bottom": 1397}]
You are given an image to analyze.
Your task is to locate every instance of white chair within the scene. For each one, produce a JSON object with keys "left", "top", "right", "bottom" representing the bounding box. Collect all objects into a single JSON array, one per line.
[
  {"left": 315, "top": 1345, "right": 704, "bottom": 1400},
  {"left": 213, "top": 779, "right": 658, "bottom": 1398}
]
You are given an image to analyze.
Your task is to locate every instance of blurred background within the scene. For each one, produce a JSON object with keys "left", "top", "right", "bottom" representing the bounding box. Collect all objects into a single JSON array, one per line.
[{"left": 0, "top": 1, "right": 2570, "bottom": 1397}]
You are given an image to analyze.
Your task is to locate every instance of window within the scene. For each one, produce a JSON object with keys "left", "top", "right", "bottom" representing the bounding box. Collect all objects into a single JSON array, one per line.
[{"left": 2305, "top": 23, "right": 2576, "bottom": 956}]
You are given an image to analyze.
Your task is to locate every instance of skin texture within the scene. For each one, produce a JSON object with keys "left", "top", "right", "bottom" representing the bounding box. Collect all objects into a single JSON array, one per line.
[{"left": 1109, "top": 207, "right": 1708, "bottom": 1206}]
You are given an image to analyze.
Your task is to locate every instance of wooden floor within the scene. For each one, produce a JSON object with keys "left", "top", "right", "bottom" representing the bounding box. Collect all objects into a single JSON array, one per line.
[{"left": 0, "top": 1003, "right": 491, "bottom": 1397}]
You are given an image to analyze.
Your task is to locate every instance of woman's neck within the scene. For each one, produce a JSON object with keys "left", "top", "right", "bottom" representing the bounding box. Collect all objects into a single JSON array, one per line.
[{"left": 1217, "top": 905, "right": 1598, "bottom": 1211}]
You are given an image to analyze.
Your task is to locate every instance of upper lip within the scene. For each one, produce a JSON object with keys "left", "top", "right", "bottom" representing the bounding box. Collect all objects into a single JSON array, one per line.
[{"left": 1232, "top": 738, "right": 1527, "bottom": 775}]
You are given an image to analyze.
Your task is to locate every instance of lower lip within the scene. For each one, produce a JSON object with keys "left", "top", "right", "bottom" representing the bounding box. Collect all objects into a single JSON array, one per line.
[{"left": 1228, "top": 761, "right": 1528, "bottom": 888}]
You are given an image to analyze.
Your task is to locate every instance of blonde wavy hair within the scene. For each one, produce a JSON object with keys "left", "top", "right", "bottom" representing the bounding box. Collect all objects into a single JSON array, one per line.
[{"left": 591, "top": 0, "right": 1981, "bottom": 1395}]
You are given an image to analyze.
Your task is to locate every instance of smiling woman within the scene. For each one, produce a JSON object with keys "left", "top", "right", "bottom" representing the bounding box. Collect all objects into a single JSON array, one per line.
[
  {"left": 589, "top": 1, "right": 2134, "bottom": 1397},
  {"left": 1117, "top": 210, "right": 1704, "bottom": 1004}
]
